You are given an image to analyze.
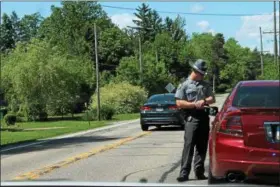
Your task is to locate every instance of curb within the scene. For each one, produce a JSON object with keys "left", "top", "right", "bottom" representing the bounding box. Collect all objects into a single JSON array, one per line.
[{"left": 0, "top": 119, "right": 140, "bottom": 153}]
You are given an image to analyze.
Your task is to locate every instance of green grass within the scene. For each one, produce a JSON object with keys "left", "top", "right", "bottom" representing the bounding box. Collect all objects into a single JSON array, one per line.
[
  {"left": 0, "top": 113, "right": 139, "bottom": 146},
  {"left": 111, "top": 113, "right": 139, "bottom": 121}
]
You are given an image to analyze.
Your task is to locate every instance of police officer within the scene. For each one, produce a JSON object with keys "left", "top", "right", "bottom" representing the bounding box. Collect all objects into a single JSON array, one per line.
[{"left": 175, "top": 59, "right": 216, "bottom": 182}]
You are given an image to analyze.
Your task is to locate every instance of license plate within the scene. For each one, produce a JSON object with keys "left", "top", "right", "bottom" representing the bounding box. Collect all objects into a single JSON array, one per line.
[
  {"left": 156, "top": 108, "right": 163, "bottom": 112},
  {"left": 264, "top": 122, "right": 280, "bottom": 143},
  {"left": 276, "top": 126, "right": 280, "bottom": 141}
]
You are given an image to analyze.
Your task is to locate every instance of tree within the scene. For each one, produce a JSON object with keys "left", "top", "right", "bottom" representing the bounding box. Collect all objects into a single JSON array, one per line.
[
  {"left": 152, "top": 32, "right": 189, "bottom": 80},
  {"left": 115, "top": 54, "right": 173, "bottom": 95},
  {"left": 221, "top": 38, "right": 256, "bottom": 88},
  {"left": 189, "top": 33, "right": 215, "bottom": 81},
  {"left": 10, "top": 11, "right": 22, "bottom": 43},
  {"left": 39, "top": 2, "right": 131, "bottom": 72},
  {"left": 211, "top": 33, "right": 228, "bottom": 92},
  {"left": 163, "top": 15, "right": 187, "bottom": 42},
  {"left": 247, "top": 48, "right": 261, "bottom": 80},
  {"left": 38, "top": 1, "right": 113, "bottom": 56},
  {"left": 20, "top": 12, "right": 43, "bottom": 42},
  {"left": 148, "top": 10, "right": 163, "bottom": 40},
  {"left": 261, "top": 60, "right": 279, "bottom": 80},
  {"left": 97, "top": 27, "right": 133, "bottom": 71},
  {"left": 0, "top": 13, "right": 15, "bottom": 52},
  {"left": 133, "top": 3, "right": 152, "bottom": 42},
  {"left": 188, "top": 32, "right": 229, "bottom": 92},
  {"left": 0, "top": 11, "right": 43, "bottom": 53},
  {"left": 2, "top": 39, "right": 94, "bottom": 120},
  {"left": 133, "top": 3, "right": 163, "bottom": 42}
]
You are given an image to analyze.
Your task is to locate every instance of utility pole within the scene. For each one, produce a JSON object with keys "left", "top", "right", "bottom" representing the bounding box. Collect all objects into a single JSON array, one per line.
[
  {"left": 278, "top": 0, "right": 280, "bottom": 75},
  {"left": 212, "top": 67, "right": 216, "bottom": 94},
  {"left": 94, "top": 23, "right": 100, "bottom": 121},
  {"left": 274, "top": 1, "right": 278, "bottom": 64},
  {"left": 156, "top": 50, "right": 159, "bottom": 63},
  {"left": 260, "top": 27, "right": 264, "bottom": 77},
  {"left": 127, "top": 26, "right": 153, "bottom": 85},
  {"left": 138, "top": 36, "right": 143, "bottom": 84},
  {"left": 213, "top": 75, "right": 215, "bottom": 94},
  {"left": 0, "top": 0, "right": 2, "bottom": 123}
]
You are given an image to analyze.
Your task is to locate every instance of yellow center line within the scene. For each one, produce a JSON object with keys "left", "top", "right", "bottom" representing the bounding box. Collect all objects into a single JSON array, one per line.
[{"left": 13, "top": 131, "right": 152, "bottom": 181}]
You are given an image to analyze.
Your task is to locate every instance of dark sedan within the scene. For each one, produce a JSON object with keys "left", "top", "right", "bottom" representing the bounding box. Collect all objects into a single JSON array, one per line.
[{"left": 140, "top": 93, "right": 183, "bottom": 131}]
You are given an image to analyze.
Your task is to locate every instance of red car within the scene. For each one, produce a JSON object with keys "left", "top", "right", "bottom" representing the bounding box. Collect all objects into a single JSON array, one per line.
[{"left": 208, "top": 80, "right": 280, "bottom": 184}]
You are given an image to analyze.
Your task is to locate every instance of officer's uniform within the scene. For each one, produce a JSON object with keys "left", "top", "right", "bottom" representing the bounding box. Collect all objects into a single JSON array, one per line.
[{"left": 175, "top": 60, "right": 214, "bottom": 180}]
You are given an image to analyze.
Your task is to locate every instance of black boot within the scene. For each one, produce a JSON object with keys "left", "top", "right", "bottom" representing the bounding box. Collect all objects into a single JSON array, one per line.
[
  {"left": 177, "top": 175, "right": 189, "bottom": 182},
  {"left": 195, "top": 174, "right": 207, "bottom": 180}
]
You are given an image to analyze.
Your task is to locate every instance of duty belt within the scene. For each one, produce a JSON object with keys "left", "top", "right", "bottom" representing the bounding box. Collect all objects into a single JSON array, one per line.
[{"left": 181, "top": 109, "right": 208, "bottom": 118}]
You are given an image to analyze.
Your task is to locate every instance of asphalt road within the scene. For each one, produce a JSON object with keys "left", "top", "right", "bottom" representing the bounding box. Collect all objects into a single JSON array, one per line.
[{"left": 1, "top": 93, "right": 247, "bottom": 185}]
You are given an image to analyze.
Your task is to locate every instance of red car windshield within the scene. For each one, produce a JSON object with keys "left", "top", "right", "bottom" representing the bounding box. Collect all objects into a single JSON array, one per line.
[{"left": 232, "top": 85, "right": 280, "bottom": 108}]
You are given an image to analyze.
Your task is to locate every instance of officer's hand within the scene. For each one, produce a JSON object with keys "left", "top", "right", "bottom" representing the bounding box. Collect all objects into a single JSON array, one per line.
[{"left": 195, "top": 100, "right": 205, "bottom": 109}]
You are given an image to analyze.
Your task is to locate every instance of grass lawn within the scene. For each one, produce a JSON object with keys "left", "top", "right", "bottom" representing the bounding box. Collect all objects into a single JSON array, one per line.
[{"left": 0, "top": 113, "right": 140, "bottom": 146}]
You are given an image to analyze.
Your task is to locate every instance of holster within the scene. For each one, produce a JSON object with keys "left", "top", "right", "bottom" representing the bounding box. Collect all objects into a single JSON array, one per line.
[
  {"left": 180, "top": 109, "right": 208, "bottom": 121},
  {"left": 179, "top": 109, "right": 192, "bottom": 122}
]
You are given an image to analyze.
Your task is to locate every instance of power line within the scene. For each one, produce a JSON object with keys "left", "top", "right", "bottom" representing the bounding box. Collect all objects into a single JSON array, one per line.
[{"left": 101, "top": 5, "right": 268, "bottom": 17}]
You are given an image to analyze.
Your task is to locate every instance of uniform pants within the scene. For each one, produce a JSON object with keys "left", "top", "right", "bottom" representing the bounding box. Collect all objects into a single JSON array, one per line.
[{"left": 179, "top": 115, "right": 210, "bottom": 177}]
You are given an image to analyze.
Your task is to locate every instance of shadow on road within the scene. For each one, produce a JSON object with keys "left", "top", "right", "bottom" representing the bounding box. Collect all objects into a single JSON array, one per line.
[
  {"left": 139, "top": 178, "right": 148, "bottom": 183},
  {"left": 0, "top": 128, "right": 24, "bottom": 132},
  {"left": 150, "top": 126, "right": 183, "bottom": 131},
  {"left": 244, "top": 178, "right": 280, "bottom": 186},
  {"left": 0, "top": 135, "right": 123, "bottom": 156}
]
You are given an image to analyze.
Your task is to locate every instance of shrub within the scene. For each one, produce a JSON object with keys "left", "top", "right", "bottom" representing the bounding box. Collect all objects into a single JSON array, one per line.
[
  {"left": 38, "top": 112, "right": 48, "bottom": 121},
  {"left": 98, "top": 104, "right": 115, "bottom": 120},
  {"left": 0, "top": 107, "right": 8, "bottom": 120},
  {"left": 16, "top": 111, "right": 25, "bottom": 117},
  {"left": 82, "top": 104, "right": 115, "bottom": 121},
  {"left": 16, "top": 116, "right": 26, "bottom": 122},
  {"left": 81, "top": 110, "right": 96, "bottom": 121},
  {"left": 225, "top": 88, "right": 232, "bottom": 93},
  {"left": 4, "top": 114, "right": 17, "bottom": 126},
  {"left": 15, "top": 110, "right": 27, "bottom": 122},
  {"left": 216, "top": 83, "right": 229, "bottom": 93},
  {"left": 24, "top": 103, "right": 48, "bottom": 121},
  {"left": 91, "top": 82, "right": 148, "bottom": 114}
]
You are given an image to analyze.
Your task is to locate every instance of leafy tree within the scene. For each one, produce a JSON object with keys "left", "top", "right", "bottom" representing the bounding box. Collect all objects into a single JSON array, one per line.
[
  {"left": 247, "top": 48, "right": 261, "bottom": 80},
  {"left": 10, "top": 11, "right": 22, "bottom": 43},
  {"left": 163, "top": 15, "right": 187, "bottom": 42},
  {"left": 0, "top": 13, "right": 15, "bottom": 52},
  {"left": 97, "top": 27, "right": 133, "bottom": 71},
  {"left": 20, "top": 12, "right": 43, "bottom": 42},
  {"left": 133, "top": 3, "right": 152, "bottom": 42},
  {"left": 259, "top": 59, "right": 279, "bottom": 80},
  {"left": 2, "top": 39, "right": 93, "bottom": 120},
  {"left": 152, "top": 32, "right": 188, "bottom": 80},
  {"left": 0, "top": 11, "right": 43, "bottom": 53},
  {"left": 115, "top": 54, "right": 173, "bottom": 95},
  {"left": 132, "top": 3, "right": 163, "bottom": 42},
  {"left": 221, "top": 38, "right": 256, "bottom": 88},
  {"left": 188, "top": 33, "right": 214, "bottom": 82},
  {"left": 211, "top": 33, "right": 228, "bottom": 92},
  {"left": 39, "top": 1, "right": 113, "bottom": 56},
  {"left": 148, "top": 10, "right": 163, "bottom": 39}
]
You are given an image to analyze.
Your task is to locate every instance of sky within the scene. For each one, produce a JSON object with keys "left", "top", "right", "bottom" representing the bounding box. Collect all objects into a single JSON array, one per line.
[{"left": 1, "top": 1, "right": 278, "bottom": 53}]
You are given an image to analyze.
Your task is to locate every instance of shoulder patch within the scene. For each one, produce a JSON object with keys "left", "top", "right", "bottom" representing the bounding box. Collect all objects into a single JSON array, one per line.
[{"left": 177, "top": 83, "right": 182, "bottom": 89}]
